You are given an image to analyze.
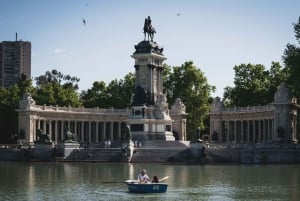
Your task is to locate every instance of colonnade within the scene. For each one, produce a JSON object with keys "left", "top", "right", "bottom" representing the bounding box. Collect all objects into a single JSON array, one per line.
[
  {"left": 217, "top": 119, "right": 274, "bottom": 143},
  {"left": 210, "top": 96, "right": 299, "bottom": 144},
  {"left": 35, "top": 119, "right": 126, "bottom": 144}
]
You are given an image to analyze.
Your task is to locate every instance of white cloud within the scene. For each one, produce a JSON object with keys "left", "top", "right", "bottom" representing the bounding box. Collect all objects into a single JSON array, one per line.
[{"left": 53, "top": 48, "right": 64, "bottom": 54}]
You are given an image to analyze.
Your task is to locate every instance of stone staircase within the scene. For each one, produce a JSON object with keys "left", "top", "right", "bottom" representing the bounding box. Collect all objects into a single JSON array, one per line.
[
  {"left": 135, "top": 140, "right": 190, "bottom": 149},
  {"left": 130, "top": 140, "right": 198, "bottom": 163},
  {"left": 57, "top": 140, "right": 203, "bottom": 163}
]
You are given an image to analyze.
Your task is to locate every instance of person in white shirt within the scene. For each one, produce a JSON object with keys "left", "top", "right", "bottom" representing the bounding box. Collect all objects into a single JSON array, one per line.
[{"left": 137, "top": 169, "right": 151, "bottom": 183}]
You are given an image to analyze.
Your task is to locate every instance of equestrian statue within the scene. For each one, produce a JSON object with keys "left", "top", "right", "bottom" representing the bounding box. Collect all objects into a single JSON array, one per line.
[{"left": 143, "top": 16, "right": 156, "bottom": 41}]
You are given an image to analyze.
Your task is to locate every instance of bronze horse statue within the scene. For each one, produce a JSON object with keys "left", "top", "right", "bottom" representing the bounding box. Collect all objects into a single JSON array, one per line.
[{"left": 143, "top": 16, "right": 156, "bottom": 41}]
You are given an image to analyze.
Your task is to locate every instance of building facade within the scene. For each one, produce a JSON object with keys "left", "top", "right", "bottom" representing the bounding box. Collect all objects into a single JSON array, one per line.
[
  {"left": 210, "top": 83, "right": 299, "bottom": 144},
  {"left": 17, "top": 93, "right": 186, "bottom": 144},
  {"left": 0, "top": 40, "right": 31, "bottom": 87}
]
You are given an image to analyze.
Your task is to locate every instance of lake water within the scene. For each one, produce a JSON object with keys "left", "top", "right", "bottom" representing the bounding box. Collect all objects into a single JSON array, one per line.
[{"left": 0, "top": 162, "right": 299, "bottom": 201}]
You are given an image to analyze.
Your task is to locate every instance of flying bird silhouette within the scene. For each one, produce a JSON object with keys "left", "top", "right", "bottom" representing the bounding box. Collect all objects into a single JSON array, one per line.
[
  {"left": 177, "top": 13, "right": 181, "bottom": 16},
  {"left": 82, "top": 18, "right": 86, "bottom": 26}
]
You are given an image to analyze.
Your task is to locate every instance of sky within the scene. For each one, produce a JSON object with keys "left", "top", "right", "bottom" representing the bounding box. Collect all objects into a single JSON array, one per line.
[{"left": 1, "top": 0, "right": 299, "bottom": 97}]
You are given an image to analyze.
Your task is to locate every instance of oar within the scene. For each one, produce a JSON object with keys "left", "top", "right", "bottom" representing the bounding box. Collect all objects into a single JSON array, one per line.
[
  {"left": 102, "top": 181, "right": 128, "bottom": 184},
  {"left": 125, "top": 179, "right": 138, "bottom": 183},
  {"left": 159, "top": 176, "right": 169, "bottom": 182}
]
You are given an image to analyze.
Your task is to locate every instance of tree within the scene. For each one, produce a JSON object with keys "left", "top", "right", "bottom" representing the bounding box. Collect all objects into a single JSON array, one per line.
[
  {"left": 0, "top": 85, "right": 21, "bottom": 143},
  {"left": 282, "top": 17, "right": 300, "bottom": 98},
  {"left": 81, "top": 81, "right": 107, "bottom": 108},
  {"left": 34, "top": 70, "right": 81, "bottom": 107},
  {"left": 164, "top": 61, "right": 215, "bottom": 140},
  {"left": 293, "top": 16, "right": 300, "bottom": 43},
  {"left": 223, "top": 63, "right": 287, "bottom": 107},
  {"left": 282, "top": 16, "right": 300, "bottom": 138},
  {"left": 81, "top": 73, "right": 135, "bottom": 108},
  {"left": 106, "top": 73, "right": 135, "bottom": 108}
]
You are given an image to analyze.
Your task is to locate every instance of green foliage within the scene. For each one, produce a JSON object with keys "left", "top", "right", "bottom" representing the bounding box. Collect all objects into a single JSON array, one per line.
[
  {"left": 81, "top": 73, "right": 135, "bottom": 108},
  {"left": 33, "top": 70, "right": 81, "bottom": 107},
  {"left": 164, "top": 61, "right": 215, "bottom": 139},
  {"left": 282, "top": 17, "right": 300, "bottom": 98},
  {"left": 81, "top": 81, "right": 107, "bottom": 108},
  {"left": 282, "top": 17, "right": 300, "bottom": 136},
  {"left": 283, "top": 44, "right": 300, "bottom": 98},
  {"left": 0, "top": 85, "right": 22, "bottom": 143},
  {"left": 293, "top": 16, "right": 300, "bottom": 43},
  {"left": 223, "top": 63, "right": 287, "bottom": 107}
]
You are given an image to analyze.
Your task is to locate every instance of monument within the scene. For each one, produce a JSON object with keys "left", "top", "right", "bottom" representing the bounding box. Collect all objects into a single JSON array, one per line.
[{"left": 128, "top": 16, "right": 175, "bottom": 141}]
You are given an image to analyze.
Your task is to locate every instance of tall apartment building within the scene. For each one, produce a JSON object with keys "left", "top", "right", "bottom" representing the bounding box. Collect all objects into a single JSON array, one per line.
[{"left": 0, "top": 39, "right": 31, "bottom": 87}]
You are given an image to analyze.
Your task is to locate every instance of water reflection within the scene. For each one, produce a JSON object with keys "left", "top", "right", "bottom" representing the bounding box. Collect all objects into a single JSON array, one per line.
[{"left": 0, "top": 162, "right": 299, "bottom": 201}]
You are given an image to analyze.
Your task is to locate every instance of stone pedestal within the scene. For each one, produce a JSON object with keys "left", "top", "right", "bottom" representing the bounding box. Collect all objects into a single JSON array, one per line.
[
  {"left": 30, "top": 143, "right": 54, "bottom": 161},
  {"left": 60, "top": 142, "right": 80, "bottom": 159},
  {"left": 129, "top": 105, "right": 175, "bottom": 141}
]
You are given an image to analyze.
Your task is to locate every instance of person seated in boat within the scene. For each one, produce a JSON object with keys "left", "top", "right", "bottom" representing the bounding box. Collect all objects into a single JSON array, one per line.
[
  {"left": 138, "top": 169, "right": 151, "bottom": 183},
  {"left": 152, "top": 175, "right": 159, "bottom": 183}
]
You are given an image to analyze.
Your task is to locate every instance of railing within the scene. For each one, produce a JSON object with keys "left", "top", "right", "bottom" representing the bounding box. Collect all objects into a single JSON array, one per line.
[
  {"left": 28, "top": 105, "right": 129, "bottom": 114},
  {"left": 221, "top": 105, "right": 273, "bottom": 113}
]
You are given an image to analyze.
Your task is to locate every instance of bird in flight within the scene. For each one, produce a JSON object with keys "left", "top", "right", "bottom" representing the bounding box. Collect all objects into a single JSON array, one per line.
[
  {"left": 176, "top": 13, "right": 181, "bottom": 16},
  {"left": 82, "top": 18, "right": 86, "bottom": 26}
]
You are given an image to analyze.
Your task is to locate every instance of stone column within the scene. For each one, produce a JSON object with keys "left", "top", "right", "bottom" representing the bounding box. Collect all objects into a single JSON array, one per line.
[
  {"left": 81, "top": 121, "right": 84, "bottom": 142},
  {"left": 103, "top": 122, "right": 106, "bottom": 140},
  {"left": 247, "top": 120, "right": 250, "bottom": 143},
  {"left": 43, "top": 120, "right": 46, "bottom": 133},
  {"left": 89, "top": 121, "right": 92, "bottom": 143},
  {"left": 49, "top": 120, "right": 52, "bottom": 140},
  {"left": 268, "top": 119, "right": 272, "bottom": 142},
  {"left": 38, "top": 119, "right": 41, "bottom": 129},
  {"left": 226, "top": 121, "right": 230, "bottom": 142},
  {"left": 96, "top": 122, "right": 99, "bottom": 143},
  {"left": 252, "top": 119, "right": 256, "bottom": 143},
  {"left": 55, "top": 120, "right": 58, "bottom": 143},
  {"left": 241, "top": 120, "right": 244, "bottom": 144},
  {"left": 61, "top": 121, "right": 64, "bottom": 141},
  {"left": 110, "top": 122, "right": 114, "bottom": 140},
  {"left": 118, "top": 122, "right": 121, "bottom": 140},
  {"left": 33, "top": 117, "right": 37, "bottom": 142},
  {"left": 263, "top": 119, "right": 267, "bottom": 143},
  {"left": 74, "top": 121, "right": 77, "bottom": 140},
  {"left": 234, "top": 120, "right": 237, "bottom": 143}
]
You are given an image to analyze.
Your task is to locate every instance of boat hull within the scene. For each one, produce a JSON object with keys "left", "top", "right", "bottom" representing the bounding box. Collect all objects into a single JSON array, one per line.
[{"left": 126, "top": 183, "right": 168, "bottom": 193}]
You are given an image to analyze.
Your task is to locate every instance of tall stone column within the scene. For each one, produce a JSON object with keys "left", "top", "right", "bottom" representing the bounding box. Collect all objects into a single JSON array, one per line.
[
  {"left": 253, "top": 120, "right": 256, "bottom": 143},
  {"left": 118, "top": 122, "right": 121, "bottom": 140},
  {"left": 258, "top": 120, "right": 261, "bottom": 142},
  {"left": 55, "top": 120, "right": 58, "bottom": 143},
  {"left": 96, "top": 122, "right": 99, "bottom": 143},
  {"left": 49, "top": 120, "right": 52, "bottom": 140},
  {"left": 234, "top": 120, "right": 237, "bottom": 142},
  {"left": 43, "top": 120, "right": 46, "bottom": 134},
  {"left": 74, "top": 121, "right": 77, "bottom": 140},
  {"left": 81, "top": 121, "right": 84, "bottom": 142},
  {"left": 88, "top": 121, "right": 91, "bottom": 143},
  {"left": 38, "top": 119, "right": 41, "bottom": 129},
  {"left": 103, "top": 122, "right": 106, "bottom": 140},
  {"left": 226, "top": 121, "right": 230, "bottom": 142},
  {"left": 61, "top": 121, "right": 64, "bottom": 141},
  {"left": 110, "top": 122, "right": 114, "bottom": 140},
  {"left": 241, "top": 120, "right": 244, "bottom": 144},
  {"left": 247, "top": 120, "right": 250, "bottom": 143}
]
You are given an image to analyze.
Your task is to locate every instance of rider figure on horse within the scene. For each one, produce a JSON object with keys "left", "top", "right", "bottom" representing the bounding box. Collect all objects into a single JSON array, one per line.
[{"left": 144, "top": 16, "right": 156, "bottom": 41}]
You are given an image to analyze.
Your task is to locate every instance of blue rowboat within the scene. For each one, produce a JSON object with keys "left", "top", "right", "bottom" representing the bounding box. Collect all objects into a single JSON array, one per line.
[{"left": 126, "top": 182, "right": 168, "bottom": 193}]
